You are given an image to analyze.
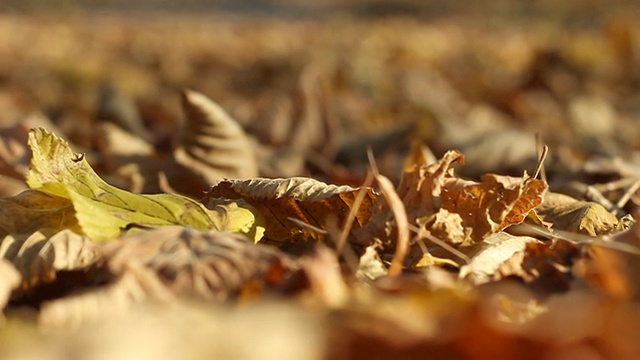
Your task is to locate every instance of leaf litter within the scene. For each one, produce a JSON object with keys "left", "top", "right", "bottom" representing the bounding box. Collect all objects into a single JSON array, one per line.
[{"left": 2, "top": 6, "right": 640, "bottom": 359}]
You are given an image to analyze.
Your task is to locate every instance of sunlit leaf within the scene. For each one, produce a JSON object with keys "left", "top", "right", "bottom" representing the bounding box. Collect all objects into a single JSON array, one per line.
[
  {"left": 537, "top": 192, "right": 618, "bottom": 236},
  {"left": 26, "top": 128, "right": 217, "bottom": 241},
  {"left": 397, "top": 150, "right": 548, "bottom": 243}
]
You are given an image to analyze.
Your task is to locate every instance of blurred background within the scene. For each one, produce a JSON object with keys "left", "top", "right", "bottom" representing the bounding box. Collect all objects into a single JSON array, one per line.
[{"left": 1, "top": 0, "right": 640, "bottom": 202}]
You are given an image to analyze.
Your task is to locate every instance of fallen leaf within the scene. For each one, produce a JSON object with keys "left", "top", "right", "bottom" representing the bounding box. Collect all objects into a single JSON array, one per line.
[
  {"left": 101, "top": 226, "right": 296, "bottom": 301},
  {"left": 0, "top": 189, "right": 79, "bottom": 236},
  {"left": 537, "top": 192, "right": 618, "bottom": 236},
  {"left": 26, "top": 128, "right": 218, "bottom": 241},
  {"left": 204, "top": 177, "right": 377, "bottom": 246},
  {"left": 0, "top": 230, "right": 99, "bottom": 292},
  {"left": 390, "top": 150, "right": 547, "bottom": 244},
  {"left": 174, "top": 89, "right": 258, "bottom": 183},
  {"left": 459, "top": 232, "right": 541, "bottom": 285}
]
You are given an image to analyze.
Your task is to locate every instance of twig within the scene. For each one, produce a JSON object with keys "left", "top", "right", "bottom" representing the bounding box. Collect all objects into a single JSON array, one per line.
[
  {"left": 408, "top": 224, "right": 470, "bottom": 264},
  {"left": 367, "top": 148, "right": 410, "bottom": 276}
]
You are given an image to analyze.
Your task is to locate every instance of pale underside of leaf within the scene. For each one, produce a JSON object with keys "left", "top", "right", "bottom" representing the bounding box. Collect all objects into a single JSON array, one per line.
[{"left": 459, "top": 232, "right": 541, "bottom": 285}]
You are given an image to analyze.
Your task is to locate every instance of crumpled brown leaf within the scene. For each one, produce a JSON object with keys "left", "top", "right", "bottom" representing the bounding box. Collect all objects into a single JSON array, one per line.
[
  {"left": 205, "top": 177, "right": 377, "bottom": 247},
  {"left": 101, "top": 226, "right": 296, "bottom": 301},
  {"left": 378, "top": 150, "right": 547, "bottom": 245}
]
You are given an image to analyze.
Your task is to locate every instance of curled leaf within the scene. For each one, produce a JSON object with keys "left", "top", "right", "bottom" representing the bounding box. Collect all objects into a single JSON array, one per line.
[
  {"left": 397, "top": 150, "right": 548, "bottom": 243},
  {"left": 26, "top": 128, "right": 217, "bottom": 241},
  {"left": 459, "top": 232, "right": 541, "bottom": 285},
  {"left": 204, "top": 177, "right": 377, "bottom": 245},
  {"left": 0, "top": 230, "right": 99, "bottom": 291},
  {"left": 174, "top": 90, "right": 258, "bottom": 182}
]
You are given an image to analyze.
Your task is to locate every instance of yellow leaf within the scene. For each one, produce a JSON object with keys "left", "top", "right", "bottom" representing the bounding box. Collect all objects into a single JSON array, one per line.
[{"left": 26, "top": 128, "right": 218, "bottom": 241}]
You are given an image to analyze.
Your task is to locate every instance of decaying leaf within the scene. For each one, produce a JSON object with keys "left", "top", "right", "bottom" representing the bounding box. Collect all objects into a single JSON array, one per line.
[
  {"left": 205, "top": 177, "right": 377, "bottom": 245},
  {"left": 174, "top": 89, "right": 258, "bottom": 183},
  {"left": 101, "top": 226, "right": 296, "bottom": 301},
  {"left": 459, "top": 232, "right": 541, "bottom": 285},
  {"left": 498, "top": 239, "right": 579, "bottom": 293},
  {"left": 26, "top": 128, "right": 218, "bottom": 241},
  {"left": 0, "top": 230, "right": 99, "bottom": 291},
  {"left": 537, "top": 192, "right": 618, "bottom": 236},
  {"left": 367, "top": 150, "right": 547, "bottom": 248}
]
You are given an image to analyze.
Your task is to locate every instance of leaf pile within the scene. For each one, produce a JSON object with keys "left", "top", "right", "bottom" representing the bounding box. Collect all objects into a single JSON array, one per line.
[{"left": 2, "top": 5, "right": 640, "bottom": 359}]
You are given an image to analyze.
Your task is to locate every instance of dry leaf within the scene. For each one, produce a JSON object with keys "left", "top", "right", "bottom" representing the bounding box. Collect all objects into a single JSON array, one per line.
[
  {"left": 501, "top": 239, "right": 579, "bottom": 294},
  {"left": 356, "top": 243, "right": 388, "bottom": 281},
  {"left": 174, "top": 89, "right": 258, "bottom": 183},
  {"left": 459, "top": 232, "right": 541, "bottom": 285},
  {"left": 0, "top": 230, "right": 99, "bottom": 292},
  {"left": 101, "top": 226, "right": 296, "bottom": 301},
  {"left": 26, "top": 128, "right": 219, "bottom": 241},
  {"left": 392, "top": 150, "right": 547, "bottom": 244},
  {"left": 0, "top": 190, "right": 79, "bottom": 236},
  {"left": 537, "top": 192, "right": 618, "bottom": 236},
  {"left": 205, "top": 177, "right": 377, "bottom": 246}
]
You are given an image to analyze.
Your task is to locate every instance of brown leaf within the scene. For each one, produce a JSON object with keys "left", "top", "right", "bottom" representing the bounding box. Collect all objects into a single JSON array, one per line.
[
  {"left": 501, "top": 239, "right": 579, "bottom": 294},
  {"left": 174, "top": 89, "right": 258, "bottom": 183},
  {"left": 101, "top": 226, "right": 296, "bottom": 301},
  {"left": 204, "top": 177, "right": 377, "bottom": 246},
  {"left": 397, "top": 150, "right": 548, "bottom": 244},
  {"left": 0, "top": 230, "right": 99, "bottom": 292},
  {"left": 0, "top": 190, "right": 80, "bottom": 236}
]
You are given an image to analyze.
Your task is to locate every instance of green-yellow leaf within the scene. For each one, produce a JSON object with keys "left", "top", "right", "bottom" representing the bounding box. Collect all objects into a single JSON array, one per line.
[{"left": 26, "top": 128, "right": 219, "bottom": 241}]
